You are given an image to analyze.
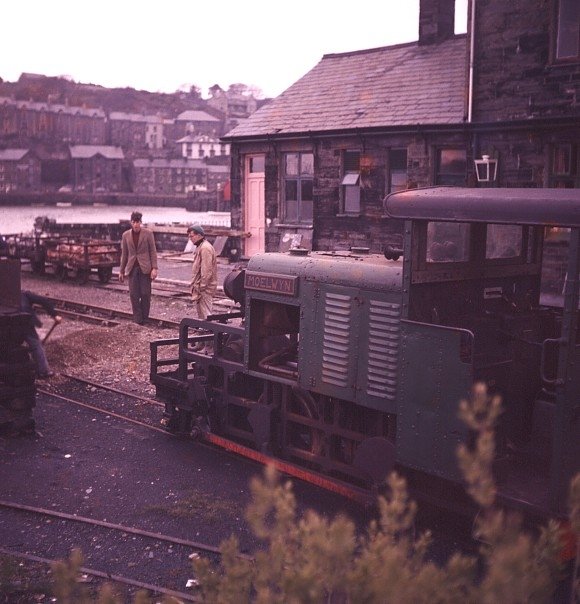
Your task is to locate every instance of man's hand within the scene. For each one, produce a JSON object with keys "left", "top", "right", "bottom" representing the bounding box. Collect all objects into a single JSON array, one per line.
[
  {"left": 150, "top": 268, "right": 158, "bottom": 281},
  {"left": 54, "top": 315, "right": 63, "bottom": 324},
  {"left": 119, "top": 271, "right": 125, "bottom": 283}
]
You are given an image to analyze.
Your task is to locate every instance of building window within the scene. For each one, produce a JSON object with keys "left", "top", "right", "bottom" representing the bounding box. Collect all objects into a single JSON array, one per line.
[
  {"left": 388, "top": 148, "right": 408, "bottom": 193},
  {"left": 556, "top": 0, "right": 580, "bottom": 60},
  {"left": 283, "top": 152, "right": 314, "bottom": 224},
  {"left": 436, "top": 148, "right": 467, "bottom": 185},
  {"left": 341, "top": 150, "right": 360, "bottom": 214},
  {"left": 551, "top": 143, "right": 579, "bottom": 187}
]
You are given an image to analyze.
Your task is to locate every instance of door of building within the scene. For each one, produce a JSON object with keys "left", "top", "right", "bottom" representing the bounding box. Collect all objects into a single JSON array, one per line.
[{"left": 244, "top": 155, "right": 265, "bottom": 257}]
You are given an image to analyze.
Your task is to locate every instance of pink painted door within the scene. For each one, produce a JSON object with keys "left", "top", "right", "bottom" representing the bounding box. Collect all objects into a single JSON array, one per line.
[{"left": 244, "top": 155, "right": 265, "bottom": 257}]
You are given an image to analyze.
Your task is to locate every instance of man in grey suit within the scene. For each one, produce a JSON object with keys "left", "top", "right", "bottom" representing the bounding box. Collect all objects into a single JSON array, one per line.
[{"left": 119, "top": 211, "right": 158, "bottom": 324}]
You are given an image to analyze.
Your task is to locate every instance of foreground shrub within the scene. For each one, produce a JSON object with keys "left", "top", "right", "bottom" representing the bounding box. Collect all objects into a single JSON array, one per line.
[{"left": 192, "top": 384, "right": 574, "bottom": 603}]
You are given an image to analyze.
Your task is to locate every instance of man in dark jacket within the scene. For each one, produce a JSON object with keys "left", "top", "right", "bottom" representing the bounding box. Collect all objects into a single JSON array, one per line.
[
  {"left": 21, "top": 290, "right": 62, "bottom": 378},
  {"left": 119, "top": 211, "right": 158, "bottom": 324}
]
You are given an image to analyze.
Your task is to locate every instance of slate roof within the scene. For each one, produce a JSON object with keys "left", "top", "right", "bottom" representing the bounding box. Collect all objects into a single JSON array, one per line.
[
  {"left": 109, "top": 111, "right": 164, "bottom": 123},
  {"left": 0, "top": 96, "right": 105, "bottom": 118},
  {"left": 225, "top": 35, "right": 468, "bottom": 139},
  {"left": 175, "top": 134, "right": 221, "bottom": 144},
  {"left": 207, "top": 164, "right": 229, "bottom": 174},
  {"left": 133, "top": 158, "right": 206, "bottom": 169},
  {"left": 176, "top": 110, "right": 220, "bottom": 122},
  {"left": 69, "top": 145, "right": 124, "bottom": 159},
  {"left": 0, "top": 149, "right": 30, "bottom": 161}
]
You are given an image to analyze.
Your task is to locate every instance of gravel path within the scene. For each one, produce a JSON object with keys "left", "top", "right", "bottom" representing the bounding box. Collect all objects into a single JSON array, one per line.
[{"left": 20, "top": 262, "right": 219, "bottom": 400}]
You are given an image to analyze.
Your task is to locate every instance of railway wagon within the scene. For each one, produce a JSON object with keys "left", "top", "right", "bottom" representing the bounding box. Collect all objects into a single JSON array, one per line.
[
  {"left": 3, "top": 234, "right": 120, "bottom": 284},
  {"left": 0, "top": 259, "right": 36, "bottom": 434},
  {"left": 150, "top": 187, "right": 580, "bottom": 517}
]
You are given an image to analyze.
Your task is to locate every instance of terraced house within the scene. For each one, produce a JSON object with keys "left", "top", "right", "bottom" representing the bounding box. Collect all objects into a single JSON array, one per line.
[{"left": 223, "top": 0, "right": 580, "bottom": 257}]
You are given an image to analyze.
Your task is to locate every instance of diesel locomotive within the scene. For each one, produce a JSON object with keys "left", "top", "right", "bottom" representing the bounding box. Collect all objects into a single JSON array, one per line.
[{"left": 150, "top": 187, "right": 580, "bottom": 517}]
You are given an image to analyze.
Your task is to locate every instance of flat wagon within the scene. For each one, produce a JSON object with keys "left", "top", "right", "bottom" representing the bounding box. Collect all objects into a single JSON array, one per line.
[{"left": 2, "top": 234, "right": 120, "bottom": 284}]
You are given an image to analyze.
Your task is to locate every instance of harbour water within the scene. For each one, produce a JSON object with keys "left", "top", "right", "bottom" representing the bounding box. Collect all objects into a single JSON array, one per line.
[{"left": 0, "top": 204, "right": 230, "bottom": 235}]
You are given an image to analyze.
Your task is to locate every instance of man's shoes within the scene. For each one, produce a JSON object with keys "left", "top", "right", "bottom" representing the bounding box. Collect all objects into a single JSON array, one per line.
[{"left": 37, "top": 371, "right": 54, "bottom": 379}]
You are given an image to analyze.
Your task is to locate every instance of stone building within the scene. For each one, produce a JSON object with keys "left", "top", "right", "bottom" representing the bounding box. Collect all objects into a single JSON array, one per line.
[
  {"left": 223, "top": 0, "right": 580, "bottom": 257},
  {"left": 0, "top": 97, "right": 106, "bottom": 145},
  {"left": 171, "top": 109, "right": 223, "bottom": 140},
  {"left": 108, "top": 112, "right": 167, "bottom": 154},
  {"left": 132, "top": 158, "right": 208, "bottom": 194},
  {"left": 469, "top": 0, "right": 580, "bottom": 189},
  {"left": 176, "top": 133, "right": 230, "bottom": 159},
  {"left": 207, "top": 85, "right": 259, "bottom": 132},
  {"left": 69, "top": 145, "right": 125, "bottom": 192},
  {"left": 0, "top": 149, "right": 41, "bottom": 193},
  {"left": 207, "top": 163, "right": 230, "bottom": 192}
]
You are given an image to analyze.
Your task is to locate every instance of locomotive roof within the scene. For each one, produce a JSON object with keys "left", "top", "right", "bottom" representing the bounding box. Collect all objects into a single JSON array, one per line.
[{"left": 384, "top": 187, "right": 580, "bottom": 228}]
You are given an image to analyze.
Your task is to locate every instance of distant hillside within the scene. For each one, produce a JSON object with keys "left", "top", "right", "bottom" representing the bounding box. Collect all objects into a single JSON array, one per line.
[{"left": 0, "top": 74, "right": 224, "bottom": 119}]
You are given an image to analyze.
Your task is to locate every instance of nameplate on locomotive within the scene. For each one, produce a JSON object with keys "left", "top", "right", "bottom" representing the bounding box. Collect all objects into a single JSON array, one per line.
[{"left": 244, "top": 271, "right": 298, "bottom": 296}]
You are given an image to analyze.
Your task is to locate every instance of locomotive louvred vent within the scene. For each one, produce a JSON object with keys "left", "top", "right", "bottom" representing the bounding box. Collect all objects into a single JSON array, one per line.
[
  {"left": 366, "top": 300, "right": 400, "bottom": 399},
  {"left": 322, "top": 292, "right": 352, "bottom": 387}
]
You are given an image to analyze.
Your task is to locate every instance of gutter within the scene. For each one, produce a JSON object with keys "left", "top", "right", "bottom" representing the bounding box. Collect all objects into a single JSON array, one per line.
[{"left": 220, "top": 114, "right": 580, "bottom": 145}]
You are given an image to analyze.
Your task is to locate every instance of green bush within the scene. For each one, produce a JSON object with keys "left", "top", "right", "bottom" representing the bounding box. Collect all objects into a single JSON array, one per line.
[{"left": 192, "top": 384, "right": 577, "bottom": 603}]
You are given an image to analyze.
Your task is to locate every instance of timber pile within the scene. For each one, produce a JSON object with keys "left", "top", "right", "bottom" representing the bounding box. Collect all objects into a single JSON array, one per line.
[{"left": 45, "top": 240, "right": 120, "bottom": 267}]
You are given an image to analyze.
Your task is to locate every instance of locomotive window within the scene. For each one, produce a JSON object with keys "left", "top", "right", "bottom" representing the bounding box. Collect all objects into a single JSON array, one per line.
[
  {"left": 485, "top": 224, "right": 523, "bottom": 259},
  {"left": 426, "top": 222, "right": 470, "bottom": 263},
  {"left": 248, "top": 299, "right": 301, "bottom": 378}
]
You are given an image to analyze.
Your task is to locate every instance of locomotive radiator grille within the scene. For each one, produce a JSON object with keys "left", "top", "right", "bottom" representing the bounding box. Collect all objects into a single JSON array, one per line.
[
  {"left": 366, "top": 301, "right": 401, "bottom": 399},
  {"left": 322, "top": 293, "right": 352, "bottom": 387}
]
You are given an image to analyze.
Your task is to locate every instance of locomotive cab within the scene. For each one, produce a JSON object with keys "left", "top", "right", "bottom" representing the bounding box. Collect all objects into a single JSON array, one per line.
[{"left": 386, "top": 187, "right": 580, "bottom": 515}]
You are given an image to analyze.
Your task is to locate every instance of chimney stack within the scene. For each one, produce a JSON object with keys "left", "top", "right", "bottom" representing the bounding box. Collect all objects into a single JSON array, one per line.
[{"left": 419, "top": 0, "right": 455, "bottom": 45}]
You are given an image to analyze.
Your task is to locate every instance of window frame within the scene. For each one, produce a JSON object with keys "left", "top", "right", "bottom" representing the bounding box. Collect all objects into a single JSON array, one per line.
[
  {"left": 387, "top": 148, "right": 408, "bottom": 194},
  {"left": 550, "top": 143, "right": 580, "bottom": 188},
  {"left": 555, "top": 0, "right": 580, "bottom": 62},
  {"left": 281, "top": 151, "right": 314, "bottom": 225},
  {"left": 340, "top": 149, "right": 361, "bottom": 215},
  {"left": 435, "top": 148, "right": 467, "bottom": 186}
]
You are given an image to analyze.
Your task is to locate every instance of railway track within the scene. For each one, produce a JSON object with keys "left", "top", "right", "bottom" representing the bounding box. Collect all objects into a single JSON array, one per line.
[
  {"left": 43, "top": 375, "right": 374, "bottom": 506},
  {"left": 44, "top": 296, "right": 181, "bottom": 329},
  {"left": 0, "top": 546, "right": 202, "bottom": 603},
  {"left": 0, "top": 382, "right": 254, "bottom": 602},
  {"left": 39, "top": 293, "right": 239, "bottom": 329}
]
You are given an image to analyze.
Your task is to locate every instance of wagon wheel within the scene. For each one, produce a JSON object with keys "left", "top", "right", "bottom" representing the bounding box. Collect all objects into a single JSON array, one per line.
[
  {"left": 97, "top": 266, "right": 113, "bottom": 284},
  {"left": 76, "top": 268, "right": 90, "bottom": 284},
  {"left": 30, "top": 259, "right": 46, "bottom": 275},
  {"left": 54, "top": 265, "right": 67, "bottom": 281}
]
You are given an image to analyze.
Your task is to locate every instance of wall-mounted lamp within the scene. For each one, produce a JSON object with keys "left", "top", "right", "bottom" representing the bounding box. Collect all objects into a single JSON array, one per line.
[{"left": 474, "top": 155, "right": 498, "bottom": 183}]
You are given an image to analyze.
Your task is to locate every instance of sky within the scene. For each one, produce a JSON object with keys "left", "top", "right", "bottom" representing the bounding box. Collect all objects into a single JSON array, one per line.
[{"left": 1, "top": 1, "right": 468, "bottom": 100}]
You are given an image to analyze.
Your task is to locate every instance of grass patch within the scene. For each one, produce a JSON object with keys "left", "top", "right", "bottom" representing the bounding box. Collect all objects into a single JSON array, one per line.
[{"left": 144, "top": 491, "right": 239, "bottom": 522}]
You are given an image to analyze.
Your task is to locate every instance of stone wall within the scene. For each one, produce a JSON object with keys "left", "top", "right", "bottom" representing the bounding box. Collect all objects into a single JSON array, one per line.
[{"left": 472, "top": 0, "right": 580, "bottom": 122}]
